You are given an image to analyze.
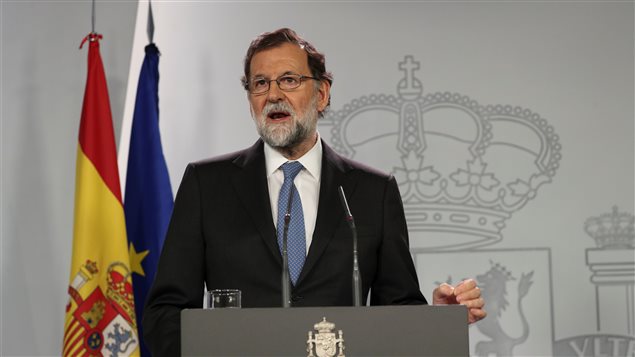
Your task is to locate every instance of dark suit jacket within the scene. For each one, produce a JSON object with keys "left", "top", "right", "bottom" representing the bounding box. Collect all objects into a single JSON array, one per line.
[{"left": 143, "top": 139, "right": 426, "bottom": 356}]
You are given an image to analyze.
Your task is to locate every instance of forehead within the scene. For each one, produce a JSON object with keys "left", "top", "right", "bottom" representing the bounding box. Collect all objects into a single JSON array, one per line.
[{"left": 249, "top": 43, "right": 310, "bottom": 78}]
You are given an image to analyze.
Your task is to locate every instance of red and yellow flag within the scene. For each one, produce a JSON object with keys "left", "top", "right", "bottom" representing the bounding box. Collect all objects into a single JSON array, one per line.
[{"left": 63, "top": 33, "right": 139, "bottom": 357}]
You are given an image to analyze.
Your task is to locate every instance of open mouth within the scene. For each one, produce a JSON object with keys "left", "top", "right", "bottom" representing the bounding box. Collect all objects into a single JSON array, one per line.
[{"left": 267, "top": 111, "right": 291, "bottom": 121}]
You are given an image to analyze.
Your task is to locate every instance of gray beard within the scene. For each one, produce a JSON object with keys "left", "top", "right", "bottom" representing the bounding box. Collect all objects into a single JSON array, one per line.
[{"left": 254, "top": 98, "right": 318, "bottom": 149}]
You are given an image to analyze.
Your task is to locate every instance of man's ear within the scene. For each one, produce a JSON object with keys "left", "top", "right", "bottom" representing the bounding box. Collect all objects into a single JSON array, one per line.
[{"left": 316, "top": 80, "right": 331, "bottom": 112}]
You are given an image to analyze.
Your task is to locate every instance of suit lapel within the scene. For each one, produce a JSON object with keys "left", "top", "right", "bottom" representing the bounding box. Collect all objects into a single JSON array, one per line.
[
  {"left": 298, "top": 141, "right": 357, "bottom": 284},
  {"left": 230, "top": 139, "right": 359, "bottom": 279},
  {"left": 231, "top": 140, "right": 281, "bottom": 265}
]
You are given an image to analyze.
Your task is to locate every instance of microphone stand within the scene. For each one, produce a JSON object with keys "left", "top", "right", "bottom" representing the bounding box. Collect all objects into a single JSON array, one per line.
[
  {"left": 281, "top": 189, "right": 294, "bottom": 308},
  {"left": 338, "top": 186, "right": 362, "bottom": 307}
]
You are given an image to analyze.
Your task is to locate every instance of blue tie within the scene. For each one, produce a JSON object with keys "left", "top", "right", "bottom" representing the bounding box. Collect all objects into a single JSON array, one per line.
[{"left": 277, "top": 161, "right": 306, "bottom": 285}]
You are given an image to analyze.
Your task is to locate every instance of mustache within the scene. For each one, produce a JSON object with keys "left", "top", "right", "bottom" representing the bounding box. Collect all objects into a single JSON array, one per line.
[{"left": 261, "top": 101, "right": 296, "bottom": 118}]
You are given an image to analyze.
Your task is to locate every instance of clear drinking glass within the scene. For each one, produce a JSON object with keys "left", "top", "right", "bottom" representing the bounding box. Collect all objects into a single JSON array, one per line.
[{"left": 206, "top": 289, "right": 241, "bottom": 308}]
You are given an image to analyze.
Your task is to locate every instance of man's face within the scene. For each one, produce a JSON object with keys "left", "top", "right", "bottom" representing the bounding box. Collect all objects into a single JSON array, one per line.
[{"left": 248, "top": 43, "right": 330, "bottom": 149}]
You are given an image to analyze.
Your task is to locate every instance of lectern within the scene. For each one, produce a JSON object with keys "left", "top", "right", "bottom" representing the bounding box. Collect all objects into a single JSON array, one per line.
[{"left": 182, "top": 305, "right": 468, "bottom": 356}]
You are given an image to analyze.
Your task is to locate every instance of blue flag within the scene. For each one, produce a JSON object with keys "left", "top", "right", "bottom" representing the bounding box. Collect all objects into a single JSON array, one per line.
[{"left": 124, "top": 43, "right": 173, "bottom": 357}]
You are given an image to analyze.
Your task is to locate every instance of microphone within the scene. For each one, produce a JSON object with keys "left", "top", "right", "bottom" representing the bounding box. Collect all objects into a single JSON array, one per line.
[
  {"left": 338, "top": 186, "right": 362, "bottom": 307},
  {"left": 281, "top": 187, "right": 294, "bottom": 308}
]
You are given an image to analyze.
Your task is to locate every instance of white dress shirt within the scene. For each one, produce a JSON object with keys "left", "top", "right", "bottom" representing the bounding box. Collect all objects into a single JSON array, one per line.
[{"left": 264, "top": 135, "right": 322, "bottom": 254}]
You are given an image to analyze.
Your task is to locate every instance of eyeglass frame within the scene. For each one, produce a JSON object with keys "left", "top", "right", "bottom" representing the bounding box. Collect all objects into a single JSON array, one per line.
[{"left": 242, "top": 73, "right": 320, "bottom": 95}]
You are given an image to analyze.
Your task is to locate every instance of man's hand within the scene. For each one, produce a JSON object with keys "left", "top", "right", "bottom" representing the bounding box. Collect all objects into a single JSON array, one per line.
[{"left": 432, "top": 278, "right": 486, "bottom": 324}]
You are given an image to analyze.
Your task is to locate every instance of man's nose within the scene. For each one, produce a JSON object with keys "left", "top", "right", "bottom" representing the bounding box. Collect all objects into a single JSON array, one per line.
[{"left": 266, "top": 80, "right": 284, "bottom": 102}]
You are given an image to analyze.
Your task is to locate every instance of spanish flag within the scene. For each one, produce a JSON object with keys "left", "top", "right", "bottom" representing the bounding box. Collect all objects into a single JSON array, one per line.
[{"left": 63, "top": 33, "right": 139, "bottom": 357}]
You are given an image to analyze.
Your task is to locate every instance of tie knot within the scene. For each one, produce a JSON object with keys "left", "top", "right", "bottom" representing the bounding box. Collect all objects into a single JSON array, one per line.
[{"left": 281, "top": 161, "right": 303, "bottom": 180}]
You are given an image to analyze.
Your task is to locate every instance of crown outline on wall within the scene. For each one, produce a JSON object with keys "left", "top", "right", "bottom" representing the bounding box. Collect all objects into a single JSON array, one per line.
[
  {"left": 585, "top": 206, "right": 635, "bottom": 249},
  {"left": 321, "top": 56, "right": 561, "bottom": 250}
]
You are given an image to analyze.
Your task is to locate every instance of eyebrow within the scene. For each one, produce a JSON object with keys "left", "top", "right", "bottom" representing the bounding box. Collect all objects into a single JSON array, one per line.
[{"left": 251, "top": 71, "right": 299, "bottom": 80}]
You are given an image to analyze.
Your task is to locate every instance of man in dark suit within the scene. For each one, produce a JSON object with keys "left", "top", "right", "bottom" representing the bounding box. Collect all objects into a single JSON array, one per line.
[{"left": 144, "top": 28, "right": 485, "bottom": 356}]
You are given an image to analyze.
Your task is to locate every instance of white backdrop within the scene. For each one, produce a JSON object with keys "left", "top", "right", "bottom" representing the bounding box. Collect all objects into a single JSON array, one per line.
[
  {"left": 2, "top": 1, "right": 633, "bottom": 356},
  {"left": 121, "top": 2, "right": 634, "bottom": 356}
]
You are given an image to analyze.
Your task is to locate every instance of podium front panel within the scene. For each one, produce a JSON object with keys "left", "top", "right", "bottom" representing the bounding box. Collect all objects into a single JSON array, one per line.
[{"left": 182, "top": 305, "right": 468, "bottom": 356}]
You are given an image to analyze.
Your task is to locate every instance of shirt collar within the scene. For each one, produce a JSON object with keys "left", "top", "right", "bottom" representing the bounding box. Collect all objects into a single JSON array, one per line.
[{"left": 264, "top": 133, "right": 323, "bottom": 180}]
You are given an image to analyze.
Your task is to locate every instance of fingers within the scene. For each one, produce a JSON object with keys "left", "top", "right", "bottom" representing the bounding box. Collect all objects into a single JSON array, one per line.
[
  {"left": 468, "top": 307, "right": 487, "bottom": 324},
  {"left": 454, "top": 279, "right": 481, "bottom": 304},
  {"left": 435, "top": 283, "right": 455, "bottom": 298},
  {"left": 461, "top": 297, "right": 485, "bottom": 310},
  {"left": 456, "top": 286, "right": 481, "bottom": 303},
  {"left": 432, "top": 283, "right": 456, "bottom": 305},
  {"left": 432, "top": 279, "right": 485, "bottom": 321},
  {"left": 453, "top": 278, "right": 476, "bottom": 296},
  {"left": 431, "top": 279, "right": 486, "bottom": 324}
]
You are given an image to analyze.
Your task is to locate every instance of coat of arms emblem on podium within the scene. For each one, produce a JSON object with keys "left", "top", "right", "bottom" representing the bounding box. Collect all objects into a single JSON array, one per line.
[{"left": 307, "top": 317, "right": 345, "bottom": 357}]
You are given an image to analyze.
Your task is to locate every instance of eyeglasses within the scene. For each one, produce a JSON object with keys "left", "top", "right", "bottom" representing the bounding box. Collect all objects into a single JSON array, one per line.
[{"left": 244, "top": 74, "right": 319, "bottom": 94}]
